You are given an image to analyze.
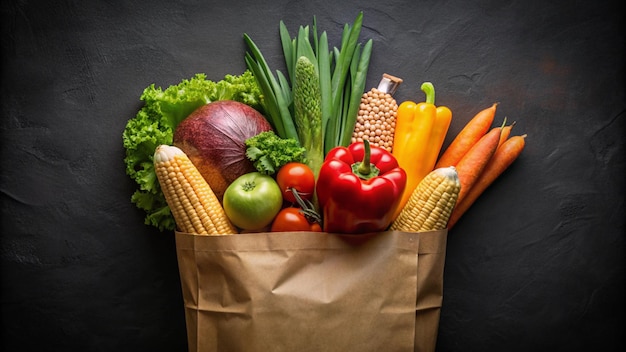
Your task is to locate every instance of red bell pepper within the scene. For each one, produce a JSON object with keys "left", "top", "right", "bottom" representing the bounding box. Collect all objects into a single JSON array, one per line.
[{"left": 316, "top": 140, "right": 407, "bottom": 234}]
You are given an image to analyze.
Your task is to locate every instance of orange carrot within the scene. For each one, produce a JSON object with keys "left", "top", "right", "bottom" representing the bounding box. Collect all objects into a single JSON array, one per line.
[
  {"left": 498, "top": 120, "right": 516, "bottom": 148},
  {"left": 454, "top": 121, "right": 504, "bottom": 205},
  {"left": 435, "top": 103, "right": 498, "bottom": 168},
  {"left": 448, "top": 134, "right": 526, "bottom": 228}
]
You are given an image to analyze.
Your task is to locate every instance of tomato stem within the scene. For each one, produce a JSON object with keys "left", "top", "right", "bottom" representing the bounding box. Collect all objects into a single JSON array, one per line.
[
  {"left": 290, "top": 187, "right": 322, "bottom": 225},
  {"left": 242, "top": 181, "right": 256, "bottom": 192}
]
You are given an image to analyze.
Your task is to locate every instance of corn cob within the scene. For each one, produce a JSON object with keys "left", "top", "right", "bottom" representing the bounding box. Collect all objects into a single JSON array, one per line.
[
  {"left": 154, "top": 145, "right": 237, "bottom": 235},
  {"left": 351, "top": 73, "right": 403, "bottom": 152},
  {"left": 390, "top": 166, "right": 460, "bottom": 232}
]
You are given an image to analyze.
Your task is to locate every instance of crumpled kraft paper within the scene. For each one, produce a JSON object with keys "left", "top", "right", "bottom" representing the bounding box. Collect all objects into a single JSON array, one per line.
[{"left": 175, "top": 229, "right": 447, "bottom": 352}]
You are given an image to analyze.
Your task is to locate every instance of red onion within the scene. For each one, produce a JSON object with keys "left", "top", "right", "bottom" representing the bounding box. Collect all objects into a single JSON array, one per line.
[{"left": 173, "top": 100, "right": 272, "bottom": 202}]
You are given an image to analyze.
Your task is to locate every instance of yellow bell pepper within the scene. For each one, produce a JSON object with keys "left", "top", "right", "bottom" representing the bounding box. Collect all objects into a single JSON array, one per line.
[{"left": 391, "top": 82, "right": 452, "bottom": 220}]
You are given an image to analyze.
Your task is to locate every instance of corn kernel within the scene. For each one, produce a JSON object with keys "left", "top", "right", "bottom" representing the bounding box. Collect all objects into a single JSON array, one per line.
[
  {"left": 390, "top": 167, "right": 460, "bottom": 232},
  {"left": 154, "top": 145, "right": 237, "bottom": 235}
]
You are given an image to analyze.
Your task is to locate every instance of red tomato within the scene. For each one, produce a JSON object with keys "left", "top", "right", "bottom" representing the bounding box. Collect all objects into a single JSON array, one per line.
[
  {"left": 270, "top": 207, "right": 322, "bottom": 232},
  {"left": 276, "top": 162, "right": 315, "bottom": 203}
]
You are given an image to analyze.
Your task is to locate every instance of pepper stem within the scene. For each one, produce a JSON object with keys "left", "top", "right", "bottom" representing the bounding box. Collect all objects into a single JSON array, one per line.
[
  {"left": 421, "top": 82, "right": 435, "bottom": 104},
  {"left": 353, "top": 139, "right": 380, "bottom": 180},
  {"left": 358, "top": 139, "right": 372, "bottom": 174}
]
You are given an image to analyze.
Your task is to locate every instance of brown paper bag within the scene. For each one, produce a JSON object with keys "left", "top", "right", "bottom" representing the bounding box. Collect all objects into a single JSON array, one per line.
[{"left": 175, "top": 229, "right": 447, "bottom": 352}]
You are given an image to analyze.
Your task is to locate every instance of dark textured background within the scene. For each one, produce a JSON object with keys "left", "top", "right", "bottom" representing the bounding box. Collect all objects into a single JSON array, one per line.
[{"left": 1, "top": 0, "right": 624, "bottom": 351}]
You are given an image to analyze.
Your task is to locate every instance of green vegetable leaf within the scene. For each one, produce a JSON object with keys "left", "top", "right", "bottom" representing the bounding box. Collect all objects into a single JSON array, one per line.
[
  {"left": 243, "top": 34, "right": 299, "bottom": 142},
  {"left": 246, "top": 12, "right": 372, "bottom": 157},
  {"left": 245, "top": 131, "right": 306, "bottom": 175}
]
